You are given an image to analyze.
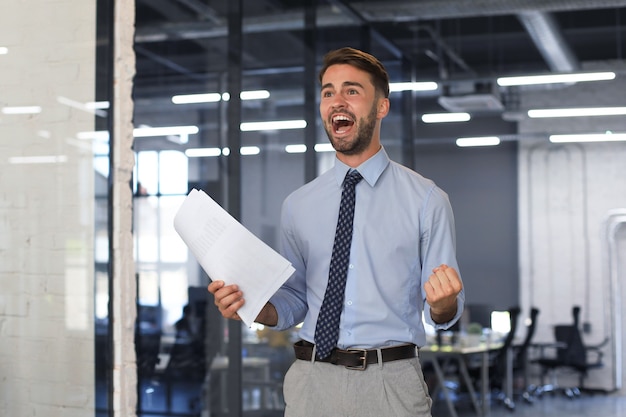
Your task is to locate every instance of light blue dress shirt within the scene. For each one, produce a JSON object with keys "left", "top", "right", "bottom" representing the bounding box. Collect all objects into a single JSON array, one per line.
[{"left": 269, "top": 147, "right": 464, "bottom": 348}]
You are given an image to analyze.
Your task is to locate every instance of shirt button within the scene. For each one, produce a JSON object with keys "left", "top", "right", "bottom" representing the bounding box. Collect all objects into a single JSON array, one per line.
[
  {"left": 349, "top": 264, "right": 354, "bottom": 269},
  {"left": 346, "top": 300, "right": 353, "bottom": 306}
]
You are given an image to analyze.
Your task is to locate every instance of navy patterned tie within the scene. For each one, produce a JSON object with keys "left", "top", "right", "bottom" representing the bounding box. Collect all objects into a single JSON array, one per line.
[{"left": 314, "top": 170, "right": 363, "bottom": 360}]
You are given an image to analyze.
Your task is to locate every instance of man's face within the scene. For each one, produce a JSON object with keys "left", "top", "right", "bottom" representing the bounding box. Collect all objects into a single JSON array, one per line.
[{"left": 319, "top": 64, "right": 384, "bottom": 156}]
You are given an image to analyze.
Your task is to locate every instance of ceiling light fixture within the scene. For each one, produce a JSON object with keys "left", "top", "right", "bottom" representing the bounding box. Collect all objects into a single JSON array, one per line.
[
  {"left": 9, "top": 155, "right": 68, "bottom": 164},
  {"left": 240, "top": 120, "right": 306, "bottom": 131},
  {"left": 390, "top": 82, "right": 438, "bottom": 92},
  {"left": 86, "top": 101, "right": 110, "bottom": 110},
  {"left": 549, "top": 132, "right": 626, "bottom": 143},
  {"left": 285, "top": 144, "right": 307, "bottom": 154},
  {"left": 241, "top": 146, "right": 261, "bottom": 155},
  {"left": 133, "top": 125, "right": 199, "bottom": 137},
  {"left": 314, "top": 143, "right": 334, "bottom": 153},
  {"left": 172, "top": 93, "right": 221, "bottom": 104},
  {"left": 185, "top": 148, "right": 221, "bottom": 157},
  {"left": 240, "top": 90, "right": 271, "bottom": 100},
  {"left": 497, "top": 71, "right": 615, "bottom": 86},
  {"left": 528, "top": 107, "right": 626, "bottom": 118},
  {"left": 282, "top": 143, "right": 337, "bottom": 153},
  {"left": 57, "top": 96, "right": 107, "bottom": 117},
  {"left": 422, "top": 112, "right": 471, "bottom": 123},
  {"left": 2, "top": 106, "right": 42, "bottom": 114},
  {"left": 456, "top": 136, "right": 500, "bottom": 147},
  {"left": 78, "top": 126, "right": 200, "bottom": 141},
  {"left": 172, "top": 90, "right": 270, "bottom": 104}
]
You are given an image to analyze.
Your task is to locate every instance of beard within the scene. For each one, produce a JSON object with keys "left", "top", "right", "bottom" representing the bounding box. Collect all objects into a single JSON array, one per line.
[{"left": 324, "top": 102, "right": 378, "bottom": 156}]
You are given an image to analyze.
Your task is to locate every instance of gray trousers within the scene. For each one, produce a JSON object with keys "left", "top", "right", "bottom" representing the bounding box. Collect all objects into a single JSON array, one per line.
[{"left": 282, "top": 353, "right": 433, "bottom": 417}]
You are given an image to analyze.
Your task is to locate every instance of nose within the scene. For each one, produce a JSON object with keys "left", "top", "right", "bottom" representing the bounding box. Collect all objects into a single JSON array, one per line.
[{"left": 329, "top": 94, "right": 347, "bottom": 109}]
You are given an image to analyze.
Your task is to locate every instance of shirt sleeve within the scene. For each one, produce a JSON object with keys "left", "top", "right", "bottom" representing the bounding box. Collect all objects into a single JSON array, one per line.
[
  {"left": 268, "top": 196, "right": 309, "bottom": 330},
  {"left": 420, "top": 185, "right": 465, "bottom": 330}
]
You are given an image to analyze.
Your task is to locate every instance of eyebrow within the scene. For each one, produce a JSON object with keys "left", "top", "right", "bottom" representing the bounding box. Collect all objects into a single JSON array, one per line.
[{"left": 321, "top": 81, "right": 366, "bottom": 91}]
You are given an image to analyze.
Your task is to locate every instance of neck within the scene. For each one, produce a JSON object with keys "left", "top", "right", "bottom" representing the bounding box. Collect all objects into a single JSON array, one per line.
[{"left": 336, "top": 142, "right": 381, "bottom": 168}]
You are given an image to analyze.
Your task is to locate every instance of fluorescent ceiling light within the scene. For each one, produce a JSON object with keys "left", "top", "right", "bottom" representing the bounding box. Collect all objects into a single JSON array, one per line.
[
  {"left": 186, "top": 148, "right": 222, "bottom": 157},
  {"left": 285, "top": 143, "right": 335, "bottom": 153},
  {"left": 285, "top": 144, "right": 307, "bottom": 153},
  {"left": 79, "top": 126, "right": 199, "bottom": 140},
  {"left": 0, "top": 47, "right": 8, "bottom": 55},
  {"left": 172, "top": 90, "right": 270, "bottom": 104},
  {"left": 549, "top": 132, "right": 626, "bottom": 143},
  {"left": 528, "top": 107, "right": 626, "bottom": 118},
  {"left": 456, "top": 136, "right": 500, "bottom": 147},
  {"left": 172, "top": 93, "right": 221, "bottom": 104},
  {"left": 2, "top": 106, "right": 42, "bottom": 114},
  {"left": 390, "top": 81, "right": 438, "bottom": 92},
  {"left": 314, "top": 143, "right": 334, "bottom": 152},
  {"left": 86, "top": 101, "right": 110, "bottom": 110},
  {"left": 185, "top": 146, "right": 263, "bottom": 157},
  {"left": 9, "top": 155, "right": 67, "bottom": 164},
  {"left": 497, "top": 71, "right": 615, "bottom": 86},
  {"left": 133, "top": 125, "right": 199, "bottom": 137},
  {"left": 57, "top": 96, "right": 107, "bottom": 117},
  {"left": 241, "top": 146, "right": 261, "bottom": 155},
  {"left": 77, "top": 131, "right": 110, "bottom": 141},
  {"left": 422, "top": 112, "right": 471, "bottom": 123},
  {"left": 240, "top": 120, "right": 306, "bottom": 131},
  {"left": 240, "top": 90, "right": 270, "bottom": 100}
]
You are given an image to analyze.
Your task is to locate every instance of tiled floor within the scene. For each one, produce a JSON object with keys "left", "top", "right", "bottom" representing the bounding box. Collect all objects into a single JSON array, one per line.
[
  {"left": 98, "top": 374, "right": 626, "bottom": 417},
  {"left": 432, "top": 391, "right": 626, "bottom": 417}
]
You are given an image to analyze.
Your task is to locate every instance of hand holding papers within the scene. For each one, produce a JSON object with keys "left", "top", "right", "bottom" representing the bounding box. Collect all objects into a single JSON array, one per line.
[{"left": 173, "top": 189, "right": 295, "bottom": 327}]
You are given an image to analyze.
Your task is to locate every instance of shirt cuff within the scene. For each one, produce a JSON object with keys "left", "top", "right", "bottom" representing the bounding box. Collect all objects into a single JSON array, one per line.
[{"left": 424, "top": 296, "right": 464, "bottom": 330}]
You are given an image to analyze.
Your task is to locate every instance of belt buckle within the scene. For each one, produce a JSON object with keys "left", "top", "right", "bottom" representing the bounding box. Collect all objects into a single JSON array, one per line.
[{"left": 345, "top": 348, "right": 368, "bottom": 370}]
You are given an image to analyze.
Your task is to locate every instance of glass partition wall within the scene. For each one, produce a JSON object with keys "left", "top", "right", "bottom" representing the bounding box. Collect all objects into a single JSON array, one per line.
[
  {"left": 129, "top": 3, "right": 463, "bottom": 417},
  {"left": 130, "top": 1, "right": 626, "bottom": 415},
  {"left": 0, "top": 1, "right": 105, "bottom": 416}
]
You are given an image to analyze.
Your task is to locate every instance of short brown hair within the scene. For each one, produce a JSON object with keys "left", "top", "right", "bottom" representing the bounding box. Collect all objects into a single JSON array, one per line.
[{"left": 319, "top": 47, "right": 390, "bottom": 98}]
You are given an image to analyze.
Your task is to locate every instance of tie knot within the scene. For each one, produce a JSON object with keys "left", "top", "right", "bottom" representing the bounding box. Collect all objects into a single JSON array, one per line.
[{"left": 344, "top": 170, "right": 363, "bottom": 188}]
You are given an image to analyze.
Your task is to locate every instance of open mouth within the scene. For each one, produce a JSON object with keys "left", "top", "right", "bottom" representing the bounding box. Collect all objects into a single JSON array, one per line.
[{"left": 332, "top": 114, "right": 355, "bottom": 134}]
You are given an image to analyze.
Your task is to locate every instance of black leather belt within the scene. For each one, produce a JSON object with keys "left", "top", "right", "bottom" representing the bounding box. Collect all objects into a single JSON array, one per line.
[{"left": 293, "top": 340, "right": 418, "bottom": 370}]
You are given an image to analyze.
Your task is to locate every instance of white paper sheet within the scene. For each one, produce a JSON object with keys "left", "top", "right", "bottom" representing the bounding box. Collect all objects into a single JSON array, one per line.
[{"left": 173, "top": 188, "right": 295, "bottom": 327}]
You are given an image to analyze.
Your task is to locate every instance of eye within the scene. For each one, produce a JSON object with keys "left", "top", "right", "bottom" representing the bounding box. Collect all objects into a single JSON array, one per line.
[
  {"left": 322, "top": 90, "right": 333, "bottom": 98},
  {"left": 347, "top": 89, "right": 358, "bottom": 95}
]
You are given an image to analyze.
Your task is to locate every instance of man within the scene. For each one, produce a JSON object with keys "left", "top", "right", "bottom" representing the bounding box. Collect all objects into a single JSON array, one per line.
[{"left": 209, "top": 47, "right": 464, "bottom": 416}]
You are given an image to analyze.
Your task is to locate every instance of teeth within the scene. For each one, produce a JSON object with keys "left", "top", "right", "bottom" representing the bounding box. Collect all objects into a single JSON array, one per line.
[{"left": 332, "top": 115, "right": 351, "bottom": 122}]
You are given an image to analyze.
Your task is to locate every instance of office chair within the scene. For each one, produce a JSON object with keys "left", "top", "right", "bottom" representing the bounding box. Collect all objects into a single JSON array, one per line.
[
  {"left": 534, "top": 306, "right": 607, "bottom": 398},
  {"left": 489, "top": 306, "right": 521, "bottom": 410},
  {"left": 465, "top": 306, "right": 521, "bottom": 411},
  {"left": 511, "top": 307, "right": 540, "bottom": 403},
  {"left": 164, "top": 337, "right": 206, "bottom": 413},
  {"left": 135, "top": 330, "right": 163, "bottom": 413}
]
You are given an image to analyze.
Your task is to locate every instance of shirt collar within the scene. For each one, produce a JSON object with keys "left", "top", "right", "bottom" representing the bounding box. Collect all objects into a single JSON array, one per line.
[{"left": 333, "top": 146, "right": 390, "bottom": 187}]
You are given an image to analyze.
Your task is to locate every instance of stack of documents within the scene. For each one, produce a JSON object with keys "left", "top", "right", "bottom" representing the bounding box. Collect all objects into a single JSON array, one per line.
[{"left": 173, "top": 189, "right": 295, "bottom": 326}]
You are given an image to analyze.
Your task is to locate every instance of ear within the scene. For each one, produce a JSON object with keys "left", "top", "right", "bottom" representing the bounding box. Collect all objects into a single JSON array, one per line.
[{"left": 377, "top": 97, "right": 390, "bottom": 119}]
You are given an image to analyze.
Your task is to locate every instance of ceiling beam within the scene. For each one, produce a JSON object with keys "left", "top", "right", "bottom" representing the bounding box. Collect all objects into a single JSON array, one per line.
[{"left": 136, "top": 0, "right": 626, "bottom": 43}]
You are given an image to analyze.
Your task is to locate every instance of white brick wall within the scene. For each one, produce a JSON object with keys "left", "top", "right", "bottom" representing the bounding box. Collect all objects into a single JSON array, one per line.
[{"left": 518, "top": 61, "right": 626, "bottom": 392}]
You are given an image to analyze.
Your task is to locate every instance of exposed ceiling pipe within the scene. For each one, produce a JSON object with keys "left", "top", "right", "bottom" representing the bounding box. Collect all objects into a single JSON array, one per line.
[
  {"left": 358, "top": 0, "right": 626, "bottom": 21},
  {"left": 517, "top": 11, "right": 580, "bottom": 72},
  {"left": 326, "top": 0, "right": 404, "bottom": 60},
  {"left": 135, "top": 0, "right": 626, "bottom": 43}
]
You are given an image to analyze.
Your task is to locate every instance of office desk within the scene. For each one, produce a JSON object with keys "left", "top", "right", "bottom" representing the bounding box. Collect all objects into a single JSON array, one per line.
[{"left": 420, "top": 341, "right": 507, "bottom": 417}]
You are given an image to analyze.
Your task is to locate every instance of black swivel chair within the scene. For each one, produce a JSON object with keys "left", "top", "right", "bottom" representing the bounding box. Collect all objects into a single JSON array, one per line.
[
  {"left": 511, "top": 307, "right": 540, "bottom": 403},
  {"left": 489, "top": 306, "right": 521, "bottom": 410},
  {"left": 465, "top": 306, "right": 521, "bottom": 411},
  {"left": 135, "top": 330, "right": 162, "bottom": 413},
  {"left": 534, "top": 306, "right": 608, "bottom": 398}
]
